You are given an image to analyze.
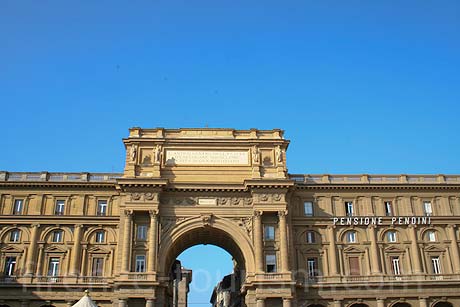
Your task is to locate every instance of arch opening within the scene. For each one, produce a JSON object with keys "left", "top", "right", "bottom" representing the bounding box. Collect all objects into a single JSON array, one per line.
[{"left": 433, "top": 303, "right": 453, "bottom": 307}]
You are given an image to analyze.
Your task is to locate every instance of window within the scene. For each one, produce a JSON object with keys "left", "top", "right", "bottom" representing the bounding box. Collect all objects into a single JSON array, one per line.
[
  {"left": 348, "top": 257, "right": 360, "bottom": 275},
  {"left": 135, "top": 255, "right": 146, "bottom": 272},
  {"left": 10, "top": 229, "right": 20, "bottom": 242},
  {"left": 345, "top": 202, "right": 354, "bottom": 216},
  {"left": 387, "top": 231, "right": 397, "bottom": 243},
  {"left": 4, "top": 257, "right": 16, "bottom": 276},
  {"left": 48, "top": 258, "right": 60, "bottom": 276},
  {"left": 266, "top": 254, "right": 276, "bottom": 273},
  {"left": 306, "top": 231, "right": 316, "bottom": 244},
  {"left": 431, "top": 256, "right": 441, "bottom": 274},
  {"left": 424, "top": 201, "right": 433, "bottom": 216},
  {"left": 92, "top": 258, "right": 104, "bottom": 276},
  {"left": 307, "top": 258, "right": 318, "bottom": 277},
  {"left": 137, "top": 225, "right": 147, "bottom": 241},
  {"left": 264, "top": 226, "right": 275, "bottom": 240},
  {"left": 428, "top": 230, "right": 436, "bottom": 242},
  {"left": 347, "top": 231, "right": 357, "bottom": 243},
  {"left": 54, "top": 200, "right": 65, "bottom": 215},
  {"left": 13, "top": 199, "right": 23, "bottom": 215},
  {"left": 97, "top": 200, "right": 108, "bottom": 216},
  {"left": 384, "top": 201, "right": 393, "bottom": 216},
  {"left": 304, "top": 201, "right": 314, "bottom": 216},
  {"left": 52, "top": 230, "right": 63, "bottom": 243},
  {"left": 391, "top": 257, "right": 401, "bottom": 275},
  {"left": 95, "top": 230, "right": 105, "bottom": 243}
]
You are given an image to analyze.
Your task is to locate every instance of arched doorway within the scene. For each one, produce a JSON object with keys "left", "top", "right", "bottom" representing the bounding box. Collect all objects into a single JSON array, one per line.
[
  {"left": 307, "top": 304, "right": 326, "bottom": 307},
  {"left": 349, "top": 304, "right": 369, "bottom": 307},
  {"left": 158, "top": 216, "right": 255, "bottom": 306},
  {"left": 433, "top": 302, "right": 453, "bottom": 307},
  {"left": 392, "top": 303, "right": 411, "bottom": 307}
]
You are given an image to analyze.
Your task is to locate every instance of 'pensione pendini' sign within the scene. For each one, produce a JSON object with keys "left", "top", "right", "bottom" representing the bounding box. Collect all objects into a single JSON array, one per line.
[{"left": 332, "top": 216, "right": 432, "bottom": 226}]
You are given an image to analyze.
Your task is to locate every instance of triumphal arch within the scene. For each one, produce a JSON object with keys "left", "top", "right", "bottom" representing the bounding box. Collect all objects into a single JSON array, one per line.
[
  {"left": 119, "top": 128, "right": 294, "bottom": 306},
  {"left": 1, "top": 127, "right": 460, "bottom": 307}
]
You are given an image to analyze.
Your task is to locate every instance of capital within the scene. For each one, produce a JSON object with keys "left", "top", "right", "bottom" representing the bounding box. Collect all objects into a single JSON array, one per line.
[
  {"left": 124, "top": 209, "right": 133, "bottom": 217},
  {"left": 278, "top": 210, "right": 288, "bottom": 217},
  {"left": 149, "top": 210, "right": 158, "bottom": 218},
  {"left": 253, "top": 210, "right": 263, "bottom": 218}
]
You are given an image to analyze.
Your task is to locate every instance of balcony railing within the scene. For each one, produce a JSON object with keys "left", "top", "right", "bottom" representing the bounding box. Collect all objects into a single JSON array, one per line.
[
  {"left": 300, "top": 273, "right": 460, "bottom": 285},
  {"left": 289, "top": 174, "right": 460, "bottom": 185},
  {"left": 0, "top": 172, "right": 123, "bottom": 182}
]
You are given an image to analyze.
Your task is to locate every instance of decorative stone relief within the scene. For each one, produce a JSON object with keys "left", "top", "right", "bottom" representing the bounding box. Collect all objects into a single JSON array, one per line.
[
  {"left": 254, "top": 193, "right": 286, "bottom": 203},
  {"left": 217, "top": 197, "right": 253, "bottom": 207},
  {"left": 161, "top": 196, "right": 197, "bottom": 206},
  {"left": 130, "top": 192, "right": 158, "bottom": 202},
  {"left": 160, "top": 216, "right": 188, "bottom": 234}
]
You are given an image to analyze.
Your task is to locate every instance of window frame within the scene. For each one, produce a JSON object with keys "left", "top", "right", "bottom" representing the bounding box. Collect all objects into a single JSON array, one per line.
[
  {"left": 387, "top": 231, "right": 397, "bottom": 243},
  {"left": 384, "top": 201, "right": 393, "bottom": 216},
  {"left": 264, "top": 225, "right": 275, "bottom": 241},
  {"left": 52, "top": 230, "right": 64, "bottom": 243},
  {"left": 347, "top": 231, "right": 357, "bottom": 243},
  {"left": 431, "top": 256, "right": 441, "bottom": 274},
  {"left": 48, "top": 257, "right": 60, "bottom": 276},
  {"left": 391, "top": 256, "right": 401, "bottom": 275},
  {"left": 423, "top": 201, "right": 433, "bottom": 216},
  {"left": 97, "top": 200, "right": 108, "bottom": 216},
  {"left": 265, "top": 254, "right": 277, "bottom": 273},
  {"left": 10, "top": 229, "right": 21, "bottom": 242},
  {"left": 304, "top": 201, "right": 314, "bottom": 216},
  {"left": 4, "top": 256, "right": 17, "bottom": 276},
  {"left": 345, "top": 201, "right": 354, "bottom": 216},
  {"left": 54, "top": 200, "right": 65, "bottom": 215},
  {"left": 135, "top": 255, "right": 146, "bottom": 272},
  {"left": 12, "top": 199, "right": 23, "bottom": 215},
  {"left": 137, "top": 225, "right": 148, "bottom": 241},
  {"left": 306, "top": 231, "right": 316, "bottom": 244},
  {"left": 95, "top": 230, "right": 105, "bottom": 243},
  {"left": 91, "top": 257, "right": 104, "bottom": 276},
  {"left": 307, "top": 257, "right": 319, "bottom": 277}
]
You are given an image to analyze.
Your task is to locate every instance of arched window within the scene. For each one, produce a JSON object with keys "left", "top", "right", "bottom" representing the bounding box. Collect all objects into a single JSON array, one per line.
[
  {"left": 432, "top": 302, "right": 453, "bottom": 307},
  {"left": 392, "top": 303, "right": 411, "bottom": 307},
  {"left": 386, "top": 231, "right": 397, "bottom": 243},
  {"left": 346, "top": 231, "right": 357, "bottom": 243}
]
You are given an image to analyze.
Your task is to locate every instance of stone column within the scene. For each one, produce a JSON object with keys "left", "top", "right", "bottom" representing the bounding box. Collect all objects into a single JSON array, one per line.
[
  {"left": 278, "top": 210, "right": 289, "bottom": 272},
  {"left": 148, "top": 210, "right": 158, "bottom": 273},
  {"left": 327, "top": 226, "right": 339, "bottom": 276},
  {"left": 69, "top": 224, "right": 83, "bottom": 276},
  {"left": 25, "top": 224, "right": 40, "bottom": 276},
  {"left": 447, "top": 225, "right": 460, "bottom": 273},
  {"left": 368, "top": 225, "right": 382, "bottom": 274},
  {"left": 118, "top": 299, "right": 127, "bottom": 307},
  {"left": 377, "top": 298, "right": 385, "bottom": 307},
  {"left": 145, "top": 298, "right": 155, "bottom": 307},
  {"left": 282, "top": 298, "right": 292, "bottom": 307},
  {"left": 409, "top": 225, "right": 423, "bottom": 274},
  {"left": 419, "top": 297, "right": 428, "bottom": 307},
  {"left": 256, "top": 298, "right": 265, "bottom": 307},
  {"left": 122, "top": 210, "right": 133, "bottom": 273},
  {"left": 80, "top": 246, "right": 88, "bottom": 276},
  {"left": 35, "top": 246, "right": 44, "bottom": 276},
  {"left": 254, "top": 211, "right": 264, "bottom": 272},
  {"left": 333, "top": 300, "right": 342, "bottom": 307}
]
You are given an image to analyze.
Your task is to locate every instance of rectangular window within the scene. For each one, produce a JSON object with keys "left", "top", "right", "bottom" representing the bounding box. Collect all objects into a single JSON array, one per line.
[
  {"left": 306, "top": 231, "right": 316, "bottom": 244},
  {"left": 266, "top": 254, "right": 277, "bottom": 273},
  {"left": 431, "top": 256, "right": 441, "bottom": 274},
  {"left": 55, "top": 200, "right": 65, "bottom": 215},
  {"left": 13, "top": 199, "right": 23, "bottom": 215},
  {"left": 137, "top": 225, "right": 147, "bottom": 241},
  {"left": 4, "top": 257, "right": 16, "bottom": 276},
  {"left": 424, "top": 201, "right": 433, "bottom": 216},
  {"left": 97, "top": 200, "right": 108, "bottom": 216},
  {"left": 348, "top": 256, "right": 360, "bottom": 275},
  {"left": 387, "top": 231, "right": 397, "bottom": 243},
  {"left": 345, "top": 202, "right": 354, "bottom": 216},
  {"left": 307, "top": 258, "right": 318, "bottom": 277},
  {"left": 264, "top": 225, "right": 275, "bottom": 241},
  {"left": 384, "top": 201, "right": 393, "bottom": 216},
  {"left": 10, "top": 230, "right": 20, "bottom": 242},
  {"left": 304, "top": 201, "right": 314, "bottom": 216},
  {"left": 52, "top": 230, "right": 63, "bottom": 243},
  {"left": 48, "top": 258, "right": 60, "bottom": 276},
  {"left": 92, "top": 258, "right": 104, "bottom": 276},
  {"left": 391, "top": 257, "right": 401, "bottom": 275},
  {"left": 135, "top": 255, "right": 146, "bottom": 272},
  {"left": 95, "top": 231, "right": 105, "bottom": 243}
]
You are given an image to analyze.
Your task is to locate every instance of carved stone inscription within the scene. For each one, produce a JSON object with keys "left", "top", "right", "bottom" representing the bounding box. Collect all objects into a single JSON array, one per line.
[{"left": 165, "top": 150, "right": 249, "bottom": 165}]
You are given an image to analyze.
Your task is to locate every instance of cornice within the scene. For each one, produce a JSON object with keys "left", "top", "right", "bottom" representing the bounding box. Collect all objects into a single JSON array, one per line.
[
  {"left": 0, "top": 181, "right": 118, "bottom": 189},
  {"left": 294, "top": 184, "right": 460, "bottom": 191}
]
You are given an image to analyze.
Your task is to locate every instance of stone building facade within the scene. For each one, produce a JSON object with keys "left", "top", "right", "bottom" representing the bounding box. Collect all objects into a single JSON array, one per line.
[{"left": 0, "top": 127, "right": 459, "bottom": 307}]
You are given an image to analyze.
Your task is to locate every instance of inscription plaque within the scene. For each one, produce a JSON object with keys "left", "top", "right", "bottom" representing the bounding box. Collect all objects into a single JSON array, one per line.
[{"left": 165, "top": 150, "right": 249, "bottom": 165}]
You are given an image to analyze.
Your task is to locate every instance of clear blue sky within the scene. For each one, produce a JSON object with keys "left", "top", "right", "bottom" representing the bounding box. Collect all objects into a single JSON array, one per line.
[{"left": 1, "top": 1, "right": 459, "bottom": 305}]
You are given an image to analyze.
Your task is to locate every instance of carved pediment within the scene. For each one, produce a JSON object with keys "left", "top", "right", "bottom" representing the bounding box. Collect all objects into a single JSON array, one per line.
[
  {"left": 384, "top": 246, "right": 404, "bottom": 253},
  {"left": 45, "top": 245, "right": 67, "bottom": 253},
  {"left": 0, "top": 245, "right": 23, "bottom": 253},
  {"left": 87, "top": 246, "right": 110, "bottom": 254},
  {"left": 424, "top": 245, "right": 445, "bottom": 253},
  {"left": 343, "top": 246, "right": 363, "bottom": 253}
]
